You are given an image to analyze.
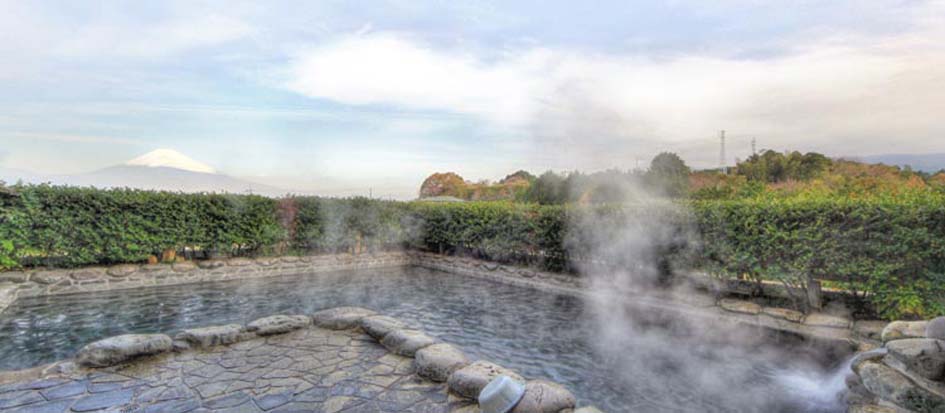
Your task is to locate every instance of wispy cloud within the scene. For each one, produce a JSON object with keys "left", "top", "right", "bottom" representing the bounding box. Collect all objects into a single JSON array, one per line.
[{"left": 282, "top": 5, "right": 945, "bottom": 168}]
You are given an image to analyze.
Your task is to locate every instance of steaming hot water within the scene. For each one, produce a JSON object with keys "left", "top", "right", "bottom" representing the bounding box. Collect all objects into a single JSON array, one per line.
[{"left": 0, "top": 267, "right": 851, "bottom": 412}]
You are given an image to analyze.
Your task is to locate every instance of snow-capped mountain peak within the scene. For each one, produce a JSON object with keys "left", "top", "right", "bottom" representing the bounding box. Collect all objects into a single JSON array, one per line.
[{"left": 124, "top": 149, "right": 217, "bottom": 174}]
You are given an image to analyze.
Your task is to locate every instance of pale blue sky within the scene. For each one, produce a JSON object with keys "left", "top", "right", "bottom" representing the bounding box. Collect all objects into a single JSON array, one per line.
[{"left": 2, "top": 0, "right": 944, "bottom": 197}]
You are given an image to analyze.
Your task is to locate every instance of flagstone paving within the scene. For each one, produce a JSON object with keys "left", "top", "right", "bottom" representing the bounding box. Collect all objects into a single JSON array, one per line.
[{"left": 0, "top": 327, "right": 473, "bottom": 412}]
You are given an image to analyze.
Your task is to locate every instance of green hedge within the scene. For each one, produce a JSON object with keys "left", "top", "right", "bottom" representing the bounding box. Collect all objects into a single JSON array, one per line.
[
  {"left": 1, "top": 184, "right": 942, "bottom": 319},
  {"left": 693, "top": 195, "right": 945, "bottom": 319}
]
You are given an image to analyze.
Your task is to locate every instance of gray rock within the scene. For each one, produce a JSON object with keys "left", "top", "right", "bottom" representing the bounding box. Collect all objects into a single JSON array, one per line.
[
  {"left": 196, "top": 260, "right": 226, "bottom": 269},
  {"left": 175, "top": 324, "right": 244, "bottom": 347},
  {"left": 851, "top": 348, "right": 889, "bottom": 371},
  {"left": 312, "top": 307, "right": 377, "bottom": 330},
  {"left": 415, "top": 343, "right": 469, "bottom": 382},
  {"left": 762, "top": 307, "right": 804, "bottom": 323},
  {"left": 447, "top": 360, "right": 525, "bottom": 399},
  {"left": 847, "top": 404, "right": 902, "bottom": 413},
  {"left": 360, "top": 315, "right": 407, "bottom": 340},
  {"left": 381, "top": 329, "right": 437, "bottom": 357},
  {"left": 171, "top": 262, "right": 197, "bottom": 273},
  {"left": 804, "top": 313, "right": 851, "bottom": 329},
  {"left": 228, "top": 258, "right": 253, "bottom": 267},
  {"left": 927, "top": 317, "right": 945, "bottom": 340},
  {"left": 106, "top": 264, "right": 138, "bottom": 277},
  {"left": 886, "top": 338, "right": 945, "bottom": 381},
  {"left": 719, "top": 298, "right": 761, "bottom": 315},
  {"left": 75, "top": 334, "right": 173, "bottom": 367},
  {"left": 31, "top": 271, "right": 66, "bottom": 285},
  {"left": 511, "top": 380, "right": 577, "bottom": 413},
  {"left": 855, "top": 321, "right": 890, "bottom": 341},
  {"left": 0, "top": 271, "right": 27, "bottom": 283},
  {"left": 882, "top": 321, "right": 929, "bottom": 343},
  {"left": 856, "top": 360, "right": 945, "bottom": 413},
  {"left": 71, "top": 267, "right": 106, "bottom": 281},
  {"left": 246, "top": 315, "right": 311, "bottom": 336}
]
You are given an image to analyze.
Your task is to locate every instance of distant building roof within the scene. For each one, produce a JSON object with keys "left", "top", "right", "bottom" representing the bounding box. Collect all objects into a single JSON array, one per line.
[{"left": 418, "top": 195, "right": 466, "bottom": 202}]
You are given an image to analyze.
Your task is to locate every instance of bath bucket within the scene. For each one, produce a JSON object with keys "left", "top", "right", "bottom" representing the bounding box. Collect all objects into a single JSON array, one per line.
[{"left": 478, "top": 375, "right": 525, "bottom": 413}]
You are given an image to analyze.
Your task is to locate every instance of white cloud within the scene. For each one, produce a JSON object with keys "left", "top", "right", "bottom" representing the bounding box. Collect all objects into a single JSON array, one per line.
[{"left": 284, "top": 12, "right": 945, "bottom": 168}]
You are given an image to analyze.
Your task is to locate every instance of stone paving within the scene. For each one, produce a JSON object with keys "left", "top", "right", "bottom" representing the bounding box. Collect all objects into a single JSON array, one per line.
[{"left": 0, "top": 327, "right": 473, "bottom": 413}]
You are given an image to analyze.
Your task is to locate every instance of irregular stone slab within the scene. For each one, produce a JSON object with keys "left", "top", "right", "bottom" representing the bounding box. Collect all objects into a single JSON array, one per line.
[
  {"left": 228, "top": 257, "right": 254, "bottom": 266},
  {"left": 312, "top": 307, "right": 377, "bottom": 330},
  {"left": 381, "top": 329, "right": 437, "bottom": 357},
  {"left": 856, "top": 360, "right": 945, "bottom": 413},
  {"left": 106, "top": 264, "right": 138, "bottom": 277},
  {"left": 71, "top": 267, "right": 106, "bottom": 281},
  {"left": 719, "top": 299, "right": 761, "bottom": 315},
  {"left": 75, "top": 334, "right": 173, "bottom": 367},
  {"left": 415, "top": 343, "right": 469, "bottom": 382},
  {"left": 511, "top": 380, "right": 577, "bottom": 413},
  {"left": 0, "top": 271, "right": 27, "bottom": 283},
  {"left": 886, "top": 338, "right": 945, "bottom": 381},
  {"left": 848, "top": 404, "right": 902, "bottom": 413},
  {"left": 31, "top": 271, "right": 66, "bottom": 285},
  {"left": 927, "top": 317, "right": 945, "bottom": 340},
  {"left": 448, "top": 361, "right": 525, "bottom": 399},
  {"left": 71, "top": 388, "right": 135, "bottom": 412},
  {"left": 360, "top": 315, "right": 408, "bottom": 340},
  {"left": 883, "top": 321, "right": 929, "bottom": 343},
  {"left": 175, "top": 324, "right": 244, "bottom": 347},
  {"left": 762, "top": 307, "right": 804, "bottom": 323},
  {"left": 805, "top": 313, "right": 851, "bottom": 329},
  {"left": 171, "top": 262, "right": 197, "bottom": 273},
  {"left": 246, "top": 315, "right": 311, "bottom": 336},
  {"left": 196, "top": 260, "right": 225, "bottom": 269}
]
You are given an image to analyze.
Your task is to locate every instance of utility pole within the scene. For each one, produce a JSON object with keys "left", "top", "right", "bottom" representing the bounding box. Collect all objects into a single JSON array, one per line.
[
  {"left": 719, "top": 130, "right": 726, "bottom": 172},
  {"left": 751, "top": 137, "right": 757, "bottom": 156}
]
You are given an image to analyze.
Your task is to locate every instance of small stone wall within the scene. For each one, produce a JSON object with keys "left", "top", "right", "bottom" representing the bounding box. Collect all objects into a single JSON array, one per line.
[
  {"left": 1, "top": 250, "right": 883, "bottom": 350},
  {"left": 0, "top": 252, "right": 410, "bottom": 314},
  {"left": 845, "top": 317, "right": 945, "bottom": 413}
]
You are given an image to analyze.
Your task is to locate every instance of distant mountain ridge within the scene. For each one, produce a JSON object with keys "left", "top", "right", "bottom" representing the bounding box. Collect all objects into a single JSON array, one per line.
[
  {"left": 0, "top": 149, "right": 287, "bottom": 196},
  {"left": 860, "top": 153, "right": 945, "bottom": 173}
]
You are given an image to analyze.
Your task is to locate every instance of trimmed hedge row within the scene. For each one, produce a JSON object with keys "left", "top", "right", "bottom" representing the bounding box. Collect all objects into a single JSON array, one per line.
[
  {"left": 1, "top": 184, "right": 942, "bottom": 319},
  {"left": 693, "top": 196, "right": 945, "bottom": 319}
]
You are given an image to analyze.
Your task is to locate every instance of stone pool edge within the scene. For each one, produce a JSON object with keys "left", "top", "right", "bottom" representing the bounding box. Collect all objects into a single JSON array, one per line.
[
  {"left": 0, "top": 307, "right": 595, "bottom": 413},
  {"left": 1, "top": 250, "right": 883, "bottom": 350}
]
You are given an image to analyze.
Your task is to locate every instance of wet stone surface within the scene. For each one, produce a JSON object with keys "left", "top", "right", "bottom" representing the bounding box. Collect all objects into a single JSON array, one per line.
[{"left": 0, "top": 327, "right": 466, "bottom": 412}]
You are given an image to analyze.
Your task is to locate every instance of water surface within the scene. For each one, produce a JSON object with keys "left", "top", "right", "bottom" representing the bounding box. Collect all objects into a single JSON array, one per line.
[{"left": 0, "top": 267, "right": 847, "bottom": 412}]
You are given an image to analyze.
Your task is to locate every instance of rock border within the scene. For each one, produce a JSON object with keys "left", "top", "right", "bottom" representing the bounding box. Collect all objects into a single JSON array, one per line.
[
  {"left": 38, "top": 307, "right": 600, "bottom": 412},
  {"left": 845, "top": 317, "right": 945, "bottom": 413},
  {"left": 1, "top": 251, "right": 883, "bottom": 354}
]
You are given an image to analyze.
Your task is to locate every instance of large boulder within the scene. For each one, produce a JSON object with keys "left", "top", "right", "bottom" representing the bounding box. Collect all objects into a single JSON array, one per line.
[
  {"left": 882, "top": 321, "right": 928, "bottom": 343},
  {"left": 415, "top": 343, "right": 469, "bottom": 382},
  {"left": 448, "top": 361, "right": 525, "bottom": 399},
  {"left": 175, "top": 324, "right": 244, "bottom": 347},
  {"left": 360, "top": 315, "right": 407, "bottom": 340},
  {"left": 927, "top": 317, "right": 945, "bottom": 341},
  {"left": 380, "top": 329, "right": 437, "bottom": 357},
  {"left": 856, "top": 360, "right": 945, "bottom": 413},
  {"left": 312, "top": 307, "right": 377, "bottom": 330},
  {"left": 886, "top": 338, "right": 945, "bottom": 381},
  {"left": 246, "top": 315, "right": 311, "bottom": 336},
  {"left": 511, "top": 380, "right": 576, "bottom": 413},
  {"left": 76, "top": 334, "right": 172, "bottom": 367}
]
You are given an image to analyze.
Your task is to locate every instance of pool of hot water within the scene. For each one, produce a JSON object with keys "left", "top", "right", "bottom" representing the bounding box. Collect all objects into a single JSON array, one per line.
[{"left": 0, "top": 267, "right": 850, "bottom": 412}]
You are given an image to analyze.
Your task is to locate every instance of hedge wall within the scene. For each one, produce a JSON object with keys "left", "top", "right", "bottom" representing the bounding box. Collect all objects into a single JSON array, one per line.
[{"left": 1, "top": 184, "right": 942, "bottom": 319}]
